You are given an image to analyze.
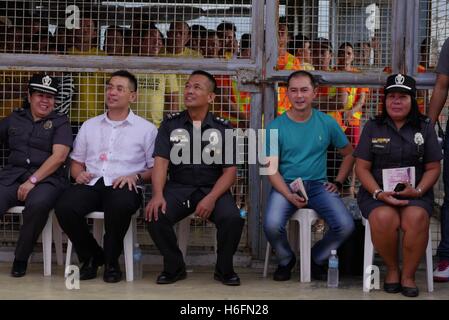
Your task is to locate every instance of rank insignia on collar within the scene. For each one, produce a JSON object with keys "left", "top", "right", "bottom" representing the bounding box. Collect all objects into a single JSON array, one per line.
[{"left": 43, "top": 120, "right": 53, "bottom": 129}]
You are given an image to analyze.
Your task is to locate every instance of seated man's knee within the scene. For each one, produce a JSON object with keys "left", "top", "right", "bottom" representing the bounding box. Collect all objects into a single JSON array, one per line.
[
  {"left": 330, "top": 215, "right": 355, "bottom": 239},
  {"left": 263, "top": 221, "right": 285, "bottom": 239},
  {"left": 219, "top": 211, "right": 243, "bottom": 227}
]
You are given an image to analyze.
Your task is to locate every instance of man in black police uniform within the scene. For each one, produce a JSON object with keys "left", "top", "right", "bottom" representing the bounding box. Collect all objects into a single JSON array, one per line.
[
  {"left": 0, "top": 74, "right": 72, "bottom": 277},
  {"left": 146, "top": 70, "right": 244, "bottom": 286}
]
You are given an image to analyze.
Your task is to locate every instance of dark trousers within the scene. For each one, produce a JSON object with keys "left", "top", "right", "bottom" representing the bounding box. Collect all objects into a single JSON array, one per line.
[
  {"left": 148, "top": 189, "right": 244, "bottom": 275},
  {"left": 54, "top": 179, "right": 141, "bottom": 265},
  {"left": 0, "top": 182, "right": 63, "bottom": 261},
  {"left": 438, "top": 124, "right": 449, "bottom": 260}
]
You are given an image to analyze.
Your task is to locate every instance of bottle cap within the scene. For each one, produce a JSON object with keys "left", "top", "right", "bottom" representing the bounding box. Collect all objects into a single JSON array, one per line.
[{"left": 331, "top": 249, "right": 337, "bottom": 255}]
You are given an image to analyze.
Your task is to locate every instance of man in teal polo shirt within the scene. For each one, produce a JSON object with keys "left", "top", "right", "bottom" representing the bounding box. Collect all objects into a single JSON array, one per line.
[{"left": 264, "top": 70, "right": 355, "bottom": 281}]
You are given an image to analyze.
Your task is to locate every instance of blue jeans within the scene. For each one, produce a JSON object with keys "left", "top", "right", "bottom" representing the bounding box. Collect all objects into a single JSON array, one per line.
[
  {"left": 437, "top": 125, "right": 449, "bottom": 260},
  {"left": 263, "top": 180, "right": 355, "bottom": 266}
]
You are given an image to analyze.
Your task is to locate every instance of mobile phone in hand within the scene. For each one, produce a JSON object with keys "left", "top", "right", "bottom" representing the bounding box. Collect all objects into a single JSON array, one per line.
[
  {"left": 394, "top": 183, "right": 406, "bottom": 192},
  {"left": 296, "top": 190, "right": 306, "bottom": 201}
]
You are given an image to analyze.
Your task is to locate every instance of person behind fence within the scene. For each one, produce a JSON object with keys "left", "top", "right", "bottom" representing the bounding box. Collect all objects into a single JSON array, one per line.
[
  {"left": 55, "top": 70, "right": 157, "bottom": 283},
  {"left": 264, "top": 70, "right": 355, "bottom": 282},
  {"left": 354, "top": 74, "right": 442, "bottom": 297},
  {"left": 427, "top": 36, "right": 449, "bottom": 283},
  {"left": 0, "top": 74, "right": 72, "bottom": 277},
  {"left": 146, "top": 70, "right": 244, "bottom": 286}
]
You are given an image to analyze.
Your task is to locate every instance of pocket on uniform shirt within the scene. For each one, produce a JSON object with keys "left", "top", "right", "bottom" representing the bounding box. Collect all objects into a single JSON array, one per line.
[
  {"left": 28, "top": 135, "right": 52, "bottom": 152},
  {"left": 8, "top": 126, "right": 24, "bottom": 145},
  {"left": 8, "top": 127, "right": 21, "bottom": 136},
  {"left": 370, "top": 142, "right": 391, "bottom": 154}
]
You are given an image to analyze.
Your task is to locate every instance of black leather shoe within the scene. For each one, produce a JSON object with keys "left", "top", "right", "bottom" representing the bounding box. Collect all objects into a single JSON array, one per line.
[
  {"left": 11, "top": 260, "right": 27, "bottom": 278},
  {"left": 103, "top": 263, "right": 122, "bottom": 283},
  {"left": 156, "top": 268, "right": 187, "bottom": 284},
  {"left": 273, "top": 256, "right": 296, "bottom": 281},
  {"left": 80, "top": 254, "right": 104, "bottom": 280},
  {"left": 214, "top": 271, "right": 241, "bottom": 286},
  {"left": 311, "top": 259, "right": 327, "bottom": 281},
  {"left": 383, "top": 282, "right": 402, "bottom": 293},
  {"left": 402, "top": 286, "right": 419, "bottom": 298}
]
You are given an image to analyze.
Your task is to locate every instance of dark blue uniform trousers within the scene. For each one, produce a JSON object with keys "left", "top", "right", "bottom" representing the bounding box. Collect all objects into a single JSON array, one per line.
[
  {"left": 0, "top": 182, "right": 63, "bottom": 261},
  {"left": 54, "top": 179, "right": 141, "bottom": 265},
  {"left": 148, "top": 189, "right": 244, "bottom": 276}
]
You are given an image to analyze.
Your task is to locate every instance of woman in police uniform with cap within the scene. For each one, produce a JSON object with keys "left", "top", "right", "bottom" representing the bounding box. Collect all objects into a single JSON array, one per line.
[
  {"left": 354, "top": 74, "right": 442, "bottom": 297},
  {"left": 0, "top": 74, "right": 72, "bottom": 277}
]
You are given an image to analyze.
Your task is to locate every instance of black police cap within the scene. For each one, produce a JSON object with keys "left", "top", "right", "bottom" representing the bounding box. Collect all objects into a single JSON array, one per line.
[
  {"left": 28, "top": 74, "right": 59, "bottom": 96},
  {"left": 384, "top": 73, "right": 416, "bottom": 97}
]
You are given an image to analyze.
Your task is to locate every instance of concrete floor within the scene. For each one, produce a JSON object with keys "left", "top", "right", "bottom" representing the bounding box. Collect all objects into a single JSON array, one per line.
[{"left": 0, "top": 262, "right": 448, "bottom": 300}]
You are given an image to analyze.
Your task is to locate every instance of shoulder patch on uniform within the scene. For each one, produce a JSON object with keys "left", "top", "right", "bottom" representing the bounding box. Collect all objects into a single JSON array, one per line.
[
  {"left": 423, "top": 117, "right": 430, "bottom": 123},
  {"left": 165, "top": 112, "right": 181, "bottom": 120},
  {"left": 214, "top": 116, "right": 230, "bottom": 126}
]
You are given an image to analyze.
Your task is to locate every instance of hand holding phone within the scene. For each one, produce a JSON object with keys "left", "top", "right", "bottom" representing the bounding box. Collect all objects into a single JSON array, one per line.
[{"left": 394, "top": 183, "right": 406, "bottom": 192}]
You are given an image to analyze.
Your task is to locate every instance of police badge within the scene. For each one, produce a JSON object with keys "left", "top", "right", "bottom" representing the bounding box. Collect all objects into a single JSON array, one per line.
[
  {"left": 43, "top": 120, "right": 53, "bottom": 129},
  {"left": 414, "top": 132, "right": 424, "bottom": 145}
]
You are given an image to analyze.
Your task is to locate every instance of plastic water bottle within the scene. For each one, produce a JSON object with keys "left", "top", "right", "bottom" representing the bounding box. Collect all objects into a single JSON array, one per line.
[
  {"left": 133, "top": 243, "right": 143, "bottom": 280},
  {"left": 327, "top": 250, "right": 339, "bottom": 288}
]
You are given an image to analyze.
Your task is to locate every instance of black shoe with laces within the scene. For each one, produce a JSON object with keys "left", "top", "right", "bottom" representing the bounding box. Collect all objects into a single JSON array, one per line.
[
  {"left": 273, "top": 255, "right": 296, "bottom": 281},
  {"left": 79, "top": 252, "right": 105, "bottom": 280},
  {"left": 214, "top": 270, "right": 241, "bottom": 286},
  {"left": 156, "top": 267, "right": 187, "bottom": 284},
  {"left": 103, "top": 261, "right": 122, "bottom": 283},
  {"left": 11, "top": 259, "right": 27, "bottom": 278}
]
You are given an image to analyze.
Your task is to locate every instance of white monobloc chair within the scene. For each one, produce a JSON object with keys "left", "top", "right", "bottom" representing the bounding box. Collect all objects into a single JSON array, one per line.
[
  {"left": 64, "top": 210, "right": 139, "bottom": 282},
  {"left": 177, "top": 214, "right": 217, "bottom": 259},
  {"left": 6, "top": 206, "right": 63, "bottom": 276},
  {"left": 362, "top": 217, "right": 433, "bottom": 292},
  {"left": 263, "top": 208, "right": 320, "bottom": 282}
]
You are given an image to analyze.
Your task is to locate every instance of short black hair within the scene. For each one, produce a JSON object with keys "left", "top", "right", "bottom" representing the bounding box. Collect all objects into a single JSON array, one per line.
[
  {"left": 106, "top": 25, "right": 124, "bottom": 37},
  {"left": 288, "top": 33, "right": 310, "bottom": 55},
  {"left": 240, "top": 33, "right": 251, "bottom": 50},
  {"left": 312, "top": 37, "right": 332, "bottom": 53},
  {"left": 287, "top": 70, "right": 317, "bottom": 88},
  {"left": 278, "top": 16, "right": 287, "bottom": 25},
  {"left": 109, "top": 70, "right": 138, "bottom": 92},
  {"left": 190, "top": 70, "right": 217, "bottom": 93},
  {"left": 190, "top": 24, "right": 207, "bottom": 38},
  {"left": 169, "top": 21, "right": 189, "bottom": 32},
  {"left": 378, "top": 94, "right": 424, "bottom": 128},
  {"left": 338, "top": 42, "right": 353, "bottom": 57},
  {"left": 217, "top": 22, "right": 236, "bottom": 34},
  {"left": 140, "top": 23, "right": 165, "bottom": 44}
]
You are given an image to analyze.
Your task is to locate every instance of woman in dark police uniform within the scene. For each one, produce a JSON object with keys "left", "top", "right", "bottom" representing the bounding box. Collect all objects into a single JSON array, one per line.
[
  {"left": 0, "top": 74, "right": 72, "bottom": 277},
  {"left": 354, "top": 74, "right": 442, "bottom": 297}
]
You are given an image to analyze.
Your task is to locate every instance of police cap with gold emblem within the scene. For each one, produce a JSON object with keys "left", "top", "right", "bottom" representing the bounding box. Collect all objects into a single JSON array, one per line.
[
  {"left": 384, "top": 73, "right": 416, "bottom": 97},
  {"left": 28, "top": 74, "right": 59, "bottom": 96}
]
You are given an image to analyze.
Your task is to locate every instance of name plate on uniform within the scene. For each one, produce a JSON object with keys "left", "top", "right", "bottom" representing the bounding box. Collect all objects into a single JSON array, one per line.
[{"left": 382, "top": 166, "right": 415, "bottom": 192}]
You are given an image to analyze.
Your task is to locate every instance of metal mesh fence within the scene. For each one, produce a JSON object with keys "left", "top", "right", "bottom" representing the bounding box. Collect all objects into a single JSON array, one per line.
[
  {"left": 0, "top": 0, "right": 448, "bottom": 259},
  {"left": 0, "top": 0, "right": 253, "bottom": 254}
]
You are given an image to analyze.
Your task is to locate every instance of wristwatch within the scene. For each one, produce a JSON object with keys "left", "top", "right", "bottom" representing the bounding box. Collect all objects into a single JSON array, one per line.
[
  {"left": 373, "top": 189, "right": 383, "bottom": 200},
  {"left": 29, "top": 176, "right": 38, "bottom": 184}
]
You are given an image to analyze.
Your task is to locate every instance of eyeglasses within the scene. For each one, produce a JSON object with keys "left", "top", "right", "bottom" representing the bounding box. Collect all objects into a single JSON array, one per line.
[{"left": 106, "top": 84, "right": 134, "bottom": 93}]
